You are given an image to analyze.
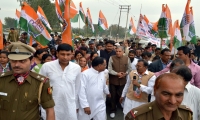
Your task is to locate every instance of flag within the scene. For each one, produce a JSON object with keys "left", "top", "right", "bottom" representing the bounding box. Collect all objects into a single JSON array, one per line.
[
  {"left": 19, "top": 2, "right": 52, "bottom": 46},
  {"left": 98, "top": 10, "right": 108, "bottom": 31},
  {"left": 79, "top": 2, "right": 86, "bottom": 23},
  {"left": 158, "top": 4, "right": 172, "bottom": 38},
  {"left": 15, "top": 9, "right": 21, "bottom": 28},
  {"left": 70, "top": 0, "right": 79, "bottom": 23},
  {"left": 62, "top": 0, "right": 72, "bottom": 45},
  {"left": 86, "top": 8, "right": 95, "bottom": 33},
  {"left": 172, "top": 20, "right": 182, "bottom": 49},
  {"left": 129, "top": 17, "right": 136, "bottom": 35},
  {"left": 55, "top": 0, "right": 64, "bottom": 23},
  {"left": 180, "top": 0, "right": 196, "bottom": 44},
  {"left": 37, "top": 6, "right": 52, "bottom": 33},
  {"left": 0, "top": 20, "right": 3, "bottom": 49}
]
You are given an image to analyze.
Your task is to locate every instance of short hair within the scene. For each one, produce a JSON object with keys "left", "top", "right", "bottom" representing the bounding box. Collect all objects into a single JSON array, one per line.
[
  {"left": 136, "top": 48, "right": 142, "bottom": 51},
  {"left": 137, "top": 59, "right": 149, "bottom": 67},
  {"left": 41, "top": 54, "right": 52, "bottom": 64},
  {"left": 161, "top": 48, "right": 171, "bottom": 55},
  {"left": 105, "top": 40, "right": 114, "bottom": 45},
  {"left": 155, "top": 48, "right": 161, "bottom": 52},
  {"left": 177, "top": 46, "right": 191, "bottom": 57},
  {"left": 90, "top": 52, "right": 98, "bottom": 60},
  {"left": 151, "top": 44, "right": 157, "bottom": 47},
  {"left": 32, "top": 43, "right": 39, "bottom": 48},
  {"left": 145, "top": 46, "right": 150, "bottom": 50},
  {"left": 0, "top": 51, "right": 9, "bottom": 57},
  {"left": 96, "top": 44, "right": 103, "bottom": 47},
  {"left": 154, "top": 73, "right": 184, "bottom": 90},
  {"left": 116, "top": 46, "right": 124, "bottom": 51},
  {"left": 57, "top": 43, "right": 73, "bottom": 52},
  {"left": 22, "top": 32, "right": 27, "bottom": 36},
  {"left": 125, "top": 39, "right": 130, "bottom": 44},
  {"left": 92, "top": 57, "right": 104, "bottom": 67},
  {"left": 172, "top": 66, "right": 192, "bottom": 82},
  {"left": 170, "top": 59, "right": 185, "bottom": 70},
  {"left": 129, "top": 50, "right": 136, "bottom": 55},
  {"left": 141, "top": 52, "right": 152, "bottom": 58},
  {"left": 79, "top": 46, "right": 88, "bottom": 51},
  {"left": 75, "top": 51, "right": 83, "bottom": 58},
  {"left": 34, "top": 49, "right": 46, "bottom": 57}
]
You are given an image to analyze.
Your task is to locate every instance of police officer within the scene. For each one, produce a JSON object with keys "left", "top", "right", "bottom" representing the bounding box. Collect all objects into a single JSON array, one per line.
[
  {"left": 0, "top": 42, "right": 55, "bottom": 120},
  {"left": 125, "top": 73, "right": 192, "bottom": 120}
]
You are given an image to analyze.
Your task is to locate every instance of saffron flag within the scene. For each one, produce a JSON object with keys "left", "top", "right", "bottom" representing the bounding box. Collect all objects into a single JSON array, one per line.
[
  {"left": 55, "top": 0, "right": 64, "bottom": 23},
  {"left": 37, "top": 6, "right": 52, "bottom": 33},
  {"left": 62, "top": 0, "right": 72, "bottom": 45},
  {"left": 70, "top": 0, "right": 79, "bottom": 22},
  {"left": 86, "top": 8, "right": 95, "bottom": 33},
  {"left": 79, "top": 2, "right": 86, "bottom": 23},
  {"left": 172, "top": 20, "right": 182, "bottom": 49},
  {"left": 15, "top": 9, "right": 21, "bottom": 28},
  {"left": 129, "top": 17, "right": 136, "bottom": 35},
  {"left": 19, "top": 2, "right": 52, "bottom": 46},
  {"left": 158, "top": 4, "right": 173, "bottom": 38},
  {"left": 98, "top": 10, "right": 108, "bottom": 31},
  {"left": 180, "top": 0, "right": 196, "bottom": 44},
  {"left": 0, "top": 20, "right": 3, "bottom": 49}
]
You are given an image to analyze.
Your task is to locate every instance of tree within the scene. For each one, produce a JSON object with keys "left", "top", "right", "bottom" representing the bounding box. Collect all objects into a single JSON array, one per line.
[{"left": 4, "top": 17, "right": 16, "bottom": 28}]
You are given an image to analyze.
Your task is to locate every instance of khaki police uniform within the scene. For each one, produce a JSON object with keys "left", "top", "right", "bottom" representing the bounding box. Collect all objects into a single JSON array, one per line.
[
  {"left": 0, "top": 42, "right": 55, "bottom": 120},
  {"left": 125, "top": 101, "right": 193, "bottom": 120}
]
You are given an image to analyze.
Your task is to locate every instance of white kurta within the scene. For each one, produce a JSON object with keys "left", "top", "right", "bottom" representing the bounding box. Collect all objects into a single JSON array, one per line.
[
  {"left": 78, "top": 68, "right": 110, "bottom": 120},
  {"left": 39, "top": 60, "right": 81, "bottom": 120},
  {"left": 130, "top": 58, "right": 138, "bottom": 70}
]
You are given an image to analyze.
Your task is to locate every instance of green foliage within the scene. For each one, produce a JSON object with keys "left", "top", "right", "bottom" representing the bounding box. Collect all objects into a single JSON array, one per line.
[{"left": 4, "top": 17, "right": 16, "bottom": 28}]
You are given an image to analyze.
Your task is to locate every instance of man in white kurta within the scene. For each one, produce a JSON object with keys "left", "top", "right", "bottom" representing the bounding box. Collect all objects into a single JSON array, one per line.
[
  {"left": 40, "top": 59, "right": 81, "bottom": 120},
  {"left": 78, "top": 59, "right": 110, "bottom": 120}
]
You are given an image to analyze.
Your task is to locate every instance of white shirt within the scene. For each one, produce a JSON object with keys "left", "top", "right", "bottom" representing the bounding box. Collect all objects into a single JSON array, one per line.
[
  {"left": 182, "top": 83, "right": 200, "bottom": 120},
  {"left": 130, "top": 58, "right": 138, "bottom": 70},
  {"left": 121, "top": 70, "right": 156, "bottom": 98},
  {"left": 78, "top": 68, "right": 110, "bottom": 119},
  {"left": 39, "top": 60, "right": 81, "bottom": 120}
]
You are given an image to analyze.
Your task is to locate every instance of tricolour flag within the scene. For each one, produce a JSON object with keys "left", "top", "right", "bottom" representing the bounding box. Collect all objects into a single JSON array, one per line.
[
  {"left": 19, "top": 2, "right": 52, "bottom": 46},
  {"left": 0, "top": 20, "right": 3, "bottom": 49},
  {"left": 180, "top": 0, "right": 196, "bottom": 44},
  {"left": 70, "top": 0, "right": 79, "bottom": 23},
  {"left": 172, "top": 20, "right": 182, "bottom": 49},
  {"left": 62, "top": 0, "right": 72, "bottom": 45},
  {"left": 144, "top": 15, "right": 158, "bottom": 37},
  {"left": 37, "top": 6, "right": 52, "bottom": 33},
  {"left": 86, "top": 8, "right": 95, "bottom": 33},
  {"left": 129, "top": 17, "right": 136, "bottom": 35},
  {"left": 55, "top": 0, "right": 64, "bottom": 23},
  {"left": 98, "top": 10, "right": 108, "bottom": 31},
  {"left": 15, "top": 9, "right": 21, "bottom": 28},
  {"left": 79, "top": 2, "right": 86, "bottom": 23},
  {"left": 158, "top": 4, "right": 173, "bottom": 38}
]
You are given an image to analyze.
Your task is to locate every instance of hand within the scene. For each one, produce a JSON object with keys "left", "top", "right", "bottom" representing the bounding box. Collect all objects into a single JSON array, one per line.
[
  {"left": 117, "top": 72, "right": 123, "bottom": 78},
  {"left": 119, "top": 72, "right": 127, "bottom": 78},
  {"left": 132, "top": 80, "right": 140, "bottom": 87},
  {"left": 119, "top": 97, "right": 124, "bottom": 103},
  {"left": 107, "top": 94, "right": 111, "bottom": 98},
  {"left": 84, "top": 107, "right": 91, "bottom": 115}
]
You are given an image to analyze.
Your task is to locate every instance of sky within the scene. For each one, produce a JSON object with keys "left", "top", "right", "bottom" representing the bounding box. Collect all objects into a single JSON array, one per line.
[{"left": 0, "top": 0, "right": 200, "bottom": 35}]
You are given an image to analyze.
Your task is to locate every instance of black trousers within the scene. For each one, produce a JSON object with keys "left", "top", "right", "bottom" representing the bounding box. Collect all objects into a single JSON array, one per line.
[{"left": 109, "top": 84, "right": 125, "bottom": 113}]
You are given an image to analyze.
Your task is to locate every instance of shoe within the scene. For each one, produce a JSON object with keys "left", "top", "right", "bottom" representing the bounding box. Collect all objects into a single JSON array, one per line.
[{"left": 110, "top": 113, "right": 115, "bottom": 119}]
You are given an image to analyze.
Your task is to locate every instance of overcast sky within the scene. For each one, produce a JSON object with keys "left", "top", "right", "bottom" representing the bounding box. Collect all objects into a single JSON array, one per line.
[{"left": 0, "top": 0, "right": 199, "bottom": 35}]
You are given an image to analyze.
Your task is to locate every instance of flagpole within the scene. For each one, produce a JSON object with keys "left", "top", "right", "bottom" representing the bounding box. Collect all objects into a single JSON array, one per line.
[{"left": 79, "top": 15, "right": 80, "bottom": 35}]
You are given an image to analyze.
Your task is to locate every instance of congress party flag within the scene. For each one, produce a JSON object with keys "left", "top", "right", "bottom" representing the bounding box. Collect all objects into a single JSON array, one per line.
[
  {"left": 172, "top": 20, "right": 182, "bottom": 49},
  {"left": 62, "top": 0, "right": 72, "bottom": 45},
  {"left": 98, "top": 10, "right": 108, "bottom": 31},
  {"left": 86, "top": 8, "right": 95, "bottom": 33},
  {"left": 19, "top": 2, "right": 52, "bottom": 46},
  {"left": 55, "top": 0, "right": 64, "bottom": 23},
  {"left": 15, "top": 9, "right": 21, "bottom": 28},
  {"left": 0, "top": 20, "right": 3, "bottom": 50},
  {"left": 70, "top": 0, "right": 79, "bottom": 23},
  {"left": 129, "top": 17, "right": 136, "bottom": 35},
  {"left": 79, "top": 2, "right": 86, "bottom": 23},
  {"left": 37, "top": 6, "right": 52, "bottom": 33}
]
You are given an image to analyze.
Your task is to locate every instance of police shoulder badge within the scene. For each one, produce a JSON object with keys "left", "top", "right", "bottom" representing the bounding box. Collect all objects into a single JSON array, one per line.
[{"left": 47, "top": 87, "right": 53, "bottom": 94}]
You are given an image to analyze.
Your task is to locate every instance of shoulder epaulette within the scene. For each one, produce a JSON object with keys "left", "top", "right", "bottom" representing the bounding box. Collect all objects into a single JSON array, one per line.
[
  {"left": 126, "top": 102, "right": 153, "bottom": 119},
  {"left": 179, "top": 105, "right": 193, "bottom": 113},
  {"left": 0, "top": 71, "right": 13, "bottom": 78},
  {"left": 29, "top": 71, "right": 49, "bottom": 83}
]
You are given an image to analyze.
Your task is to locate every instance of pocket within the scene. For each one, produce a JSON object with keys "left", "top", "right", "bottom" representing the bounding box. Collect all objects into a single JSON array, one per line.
[
  {"left": 0, "top": 96, "right": 10, "bottom": 110},
  {"left": 21, "top": 96, "right": 38, "bottom": 111}
]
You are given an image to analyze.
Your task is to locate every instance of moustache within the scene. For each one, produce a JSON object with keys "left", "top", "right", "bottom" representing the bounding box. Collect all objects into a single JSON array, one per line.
[{"left": 13, "top": 67, "right": 22, "bottom": 69}]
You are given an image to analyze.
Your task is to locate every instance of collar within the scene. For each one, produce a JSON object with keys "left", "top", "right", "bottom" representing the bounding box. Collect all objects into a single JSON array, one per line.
[
  {"left": 185, "top": 82, "right": 192, "bottom": 92},
  {"left": 160, "top": 59, "right": 170, "bottom": 65},
  {"left": 189, "top": 59, "right": 196, "bottom": 67},
  {"left": 9, "top": 72, "right": 32, "bottom": 84},
  {"left": 152, "top": 101, "right": 182, "bottom": 120},
  {"left": 134, "top": 70, "right": 149, "bottom": 76},
  {"left": 91, "top": 67, "right": 99, "bottom": 74}
]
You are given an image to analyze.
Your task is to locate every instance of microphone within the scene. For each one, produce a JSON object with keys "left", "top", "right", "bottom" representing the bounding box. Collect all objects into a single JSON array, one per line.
[{"left": 133, "top": 76, "right": 137, "bottom": 91}]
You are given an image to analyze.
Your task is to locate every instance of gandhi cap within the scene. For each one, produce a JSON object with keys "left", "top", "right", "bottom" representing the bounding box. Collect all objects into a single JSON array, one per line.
[{"left": 8, "top": 42, "right": 36, "bottom": 60}]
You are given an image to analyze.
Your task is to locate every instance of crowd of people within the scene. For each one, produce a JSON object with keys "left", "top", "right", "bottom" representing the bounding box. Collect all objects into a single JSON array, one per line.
[{"left": 0, "top": 30, "right": 200, "bottom": 120}]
